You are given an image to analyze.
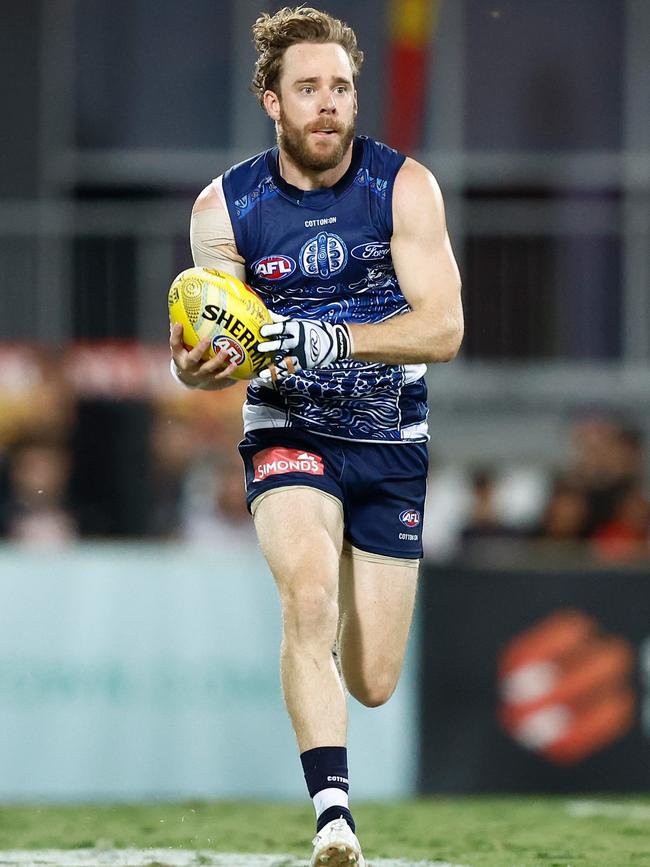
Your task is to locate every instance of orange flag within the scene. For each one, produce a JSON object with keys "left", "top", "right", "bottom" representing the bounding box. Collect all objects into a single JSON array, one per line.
[{"left": 385, "top": 0, "right": 442, "bottom": 154}]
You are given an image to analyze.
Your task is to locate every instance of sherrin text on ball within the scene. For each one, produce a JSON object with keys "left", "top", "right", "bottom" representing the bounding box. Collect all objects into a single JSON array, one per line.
[{"left": 168, "top": 267, "right": 273, "bottom": 380}]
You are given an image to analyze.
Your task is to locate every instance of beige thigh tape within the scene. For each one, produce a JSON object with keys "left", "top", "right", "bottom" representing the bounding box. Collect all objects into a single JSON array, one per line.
[
  {"left": 250, "top": 484, "right": 344, "bottom": 519},
  {"left": 341, "top": 539, "right": 420, "bottom": 569},
  {"left": 251, "top": 488, "right": 420, "bottom": 568}
]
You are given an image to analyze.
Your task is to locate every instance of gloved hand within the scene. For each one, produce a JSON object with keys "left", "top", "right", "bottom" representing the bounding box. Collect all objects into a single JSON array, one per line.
[{"left": 258, "top": 318, "right": 353, "bottom": 383}]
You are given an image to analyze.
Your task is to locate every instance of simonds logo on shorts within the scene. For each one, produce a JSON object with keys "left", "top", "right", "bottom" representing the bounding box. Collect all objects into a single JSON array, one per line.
[
  {"left": 399, "top": 509, "right": 420, "bottom": 528},
  {"left": 253, "top": 447, "right": 324, "bottom": 482}
]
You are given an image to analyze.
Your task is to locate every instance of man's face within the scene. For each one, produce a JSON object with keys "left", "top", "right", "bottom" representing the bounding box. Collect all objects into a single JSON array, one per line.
[{"left": 270, "top": 42, "right": 357, "bottom": 172}]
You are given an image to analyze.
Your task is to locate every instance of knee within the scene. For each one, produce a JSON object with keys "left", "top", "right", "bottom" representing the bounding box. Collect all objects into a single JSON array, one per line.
[
  {"left": 282, "top": 583, "right": 338, "bottom": 645},
  {"left": 346, "top": 674, "right": 397, "bottom": 708}
]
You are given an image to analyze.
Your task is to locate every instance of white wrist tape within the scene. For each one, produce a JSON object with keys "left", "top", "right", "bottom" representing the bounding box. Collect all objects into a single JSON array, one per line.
[{"left": 169, "top": 359, "right": 206, "bottom": 389}]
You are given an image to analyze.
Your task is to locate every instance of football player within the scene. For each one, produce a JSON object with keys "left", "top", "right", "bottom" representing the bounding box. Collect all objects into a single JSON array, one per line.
[{"left": 170, "top": 7, "right": 463, "bottom": 865}]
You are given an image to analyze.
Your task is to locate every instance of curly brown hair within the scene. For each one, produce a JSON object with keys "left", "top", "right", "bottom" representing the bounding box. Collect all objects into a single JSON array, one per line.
[{"left": 251, "top": 6, "right": 364, "bottom": 106}]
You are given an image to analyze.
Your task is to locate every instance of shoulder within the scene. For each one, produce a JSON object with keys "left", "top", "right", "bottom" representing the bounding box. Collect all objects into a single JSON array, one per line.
[
  {"left": 394, "top": 158, "right": 443, "bottom": 208},
  {"left": 392, "top": 159, "right": 446, "bottom": 236},
  {"left": 361, "top": 136, "right": 406, "bottom": 177},
  {"left": 225, "top": 148, "right": 275, "bottom": 196},
  {"left": 192, "top": 148, "right": 273, "bottom": 214},
  {"left": 192, "top": 177, "right": 226, "bottom": 214}
]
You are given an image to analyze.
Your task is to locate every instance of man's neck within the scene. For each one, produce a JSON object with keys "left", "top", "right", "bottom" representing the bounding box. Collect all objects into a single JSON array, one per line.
[{"left": 277, "top": 145, "right": 354, "bottom": 191}]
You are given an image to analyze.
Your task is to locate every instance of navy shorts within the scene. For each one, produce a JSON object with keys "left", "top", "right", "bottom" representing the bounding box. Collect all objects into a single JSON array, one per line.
[{"left": 238, "top": 428, "right": 428, "bottom": 559}]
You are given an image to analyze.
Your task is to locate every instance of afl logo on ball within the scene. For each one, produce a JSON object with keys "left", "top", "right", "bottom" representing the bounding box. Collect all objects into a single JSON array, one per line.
[
  {"left": 300, "top": 232, "right": 348, "bottom": 278},
  {"left": 399, "top": 509, "right": 421, "bottom": 528},
  {"left": 252, "top": 255, "right": 296, "bottom": 281},
  {"left": 212, "top": 336, "right": 245, "bottom": 366}
]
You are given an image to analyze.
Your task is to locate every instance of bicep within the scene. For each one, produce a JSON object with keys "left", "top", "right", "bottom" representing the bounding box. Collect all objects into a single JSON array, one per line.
[
  {"left": 190, "top": 180, "right": 246, "bottom": 282},
  {"left": 390, "top": 161, "right": 462, "bottom": 319}
]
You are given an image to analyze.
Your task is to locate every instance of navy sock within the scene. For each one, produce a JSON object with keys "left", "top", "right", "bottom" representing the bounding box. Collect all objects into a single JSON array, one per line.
[
  {"left": 300, "top": 746, "right": 355, "bottom": 833},
  {"left": 316, "top": 804, "right": 355, "bottom": 833},
  {"left": 301, "top": 746, "right": 349, "bottom": 797}
]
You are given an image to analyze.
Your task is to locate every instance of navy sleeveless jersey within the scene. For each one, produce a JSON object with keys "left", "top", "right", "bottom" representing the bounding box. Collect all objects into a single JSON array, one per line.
[{"left": 221, "top": 135, "right": 428, "bottom": 443}]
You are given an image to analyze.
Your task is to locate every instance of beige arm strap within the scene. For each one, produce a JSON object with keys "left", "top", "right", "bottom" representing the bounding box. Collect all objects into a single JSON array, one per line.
[{"left": 190, "top": 177, "right": 246, "bottom": 282}]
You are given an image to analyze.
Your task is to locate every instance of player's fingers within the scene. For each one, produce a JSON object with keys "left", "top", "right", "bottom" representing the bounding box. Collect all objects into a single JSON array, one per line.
[
  {"left": 214, "top": 361, "right": 238, "bottom": 379},
  {"left": 185, "top": 338, "right": 211, "bottom": 366},
  {"left": 259, "top": 322, "right": 285, "bottom": 339},
  {"left": 259, "top": 356, "right": 298, "bottom": 384},
  {"left": 170, "top": 325, "right": 194, "bottom": 370},
  {"left": 199, "top": 348, "right": 231, "bottom": 374},
  {"left": 257, "top": 338, "right": 282, "bottom": 354},
  {"left": 169, "top": 322, "right": 184, "bottom": 351},
  {"left": 259, "top": 366, "right": 277, "bottom": 384},
  {"left": 276, "top": 355, "right": 299, "bottom": 374}
]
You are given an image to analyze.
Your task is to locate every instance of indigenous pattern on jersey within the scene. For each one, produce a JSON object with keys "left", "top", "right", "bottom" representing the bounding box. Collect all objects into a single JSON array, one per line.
[{"left": 221, "top": 136, "right": 428, "bottom": 443}]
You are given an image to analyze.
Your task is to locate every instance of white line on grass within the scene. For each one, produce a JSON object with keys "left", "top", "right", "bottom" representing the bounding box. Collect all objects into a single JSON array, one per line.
[
  {"left": 566, "top": 800, "right": 650, "bottom": 820},
  {"left": 0, "top": 850, "right": 471, "bottom": 867}
]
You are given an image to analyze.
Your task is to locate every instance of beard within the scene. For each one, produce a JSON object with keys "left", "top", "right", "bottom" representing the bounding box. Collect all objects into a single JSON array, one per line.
[{"left": 278, "top": 107, "right": 355, "bottom": 173}]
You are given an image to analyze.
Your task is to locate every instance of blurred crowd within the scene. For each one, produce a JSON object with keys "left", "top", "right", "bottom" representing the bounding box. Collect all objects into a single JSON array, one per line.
[
  {"left": 0, "top": 346, "right": 253, "bottom": 548},
  {"left": 0, "top": 350, "right": 649, "bottom": 564},
  {"left": 425, "top": 415, "right": 649, "bottom": 563}
]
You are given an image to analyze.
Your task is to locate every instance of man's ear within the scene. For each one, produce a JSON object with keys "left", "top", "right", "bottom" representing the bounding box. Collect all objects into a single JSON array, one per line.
[{"left": 263, "top": 89, "right": 281, "bottom": 122}]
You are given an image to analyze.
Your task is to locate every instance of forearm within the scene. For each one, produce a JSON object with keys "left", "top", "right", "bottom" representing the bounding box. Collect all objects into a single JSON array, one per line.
[
  {"left": 256, "top": 305, "right": 463, "bottom": 382},
  {"left": 347, "top": 309, "right": 463, "bottom": 364}
]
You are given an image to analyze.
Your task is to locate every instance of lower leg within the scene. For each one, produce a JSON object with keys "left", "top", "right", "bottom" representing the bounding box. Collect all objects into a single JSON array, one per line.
[
  {"left": 253, "top": 489, "right": 355, "bottom": 832},
  {"left": 279, "top": 586, "right": 346, "bottom": 750},
  {"left": 280, "top": 581, "right": 355, "bottom": 832},
  {"left": 338, "top": 548, "right": 419, "bottom": 708}
]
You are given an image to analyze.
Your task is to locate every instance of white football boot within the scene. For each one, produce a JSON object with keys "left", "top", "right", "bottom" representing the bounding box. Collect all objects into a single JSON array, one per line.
[{"left": 310, "top": 817, "right": 365, "bottom": 866}]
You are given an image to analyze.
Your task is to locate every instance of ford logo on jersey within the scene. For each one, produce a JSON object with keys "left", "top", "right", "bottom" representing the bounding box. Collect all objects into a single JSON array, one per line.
[
  {"left": 351, "top": 242, "right": 390, "bottom": 261},
  {"left": 253, "top": 255, "right": 296, "bottom": 280},
  {"left": 399, "top": 509, "right": 421, "bottom": 528},
  {"left": 300, "top": 232, "right": 348, "bottom": 278}
]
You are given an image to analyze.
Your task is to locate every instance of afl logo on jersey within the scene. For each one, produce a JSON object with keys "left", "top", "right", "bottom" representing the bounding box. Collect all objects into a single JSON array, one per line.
[
  {"left": 351, "top": 242, "right": 390, "bottom": 261},
  {"left": 399, "top": 509, "right": 421, "bottom": 528},
  {"left": 300, "top": 232, "right": 348, "bottom": 278},
  {"left": 252, "top": 255, "right": 296, "bottom": 281}
]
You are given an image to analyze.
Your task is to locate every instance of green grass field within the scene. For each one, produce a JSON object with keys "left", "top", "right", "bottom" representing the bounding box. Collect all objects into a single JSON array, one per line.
[{"left": 1, "top": 797, "right": 650, "bottom": 867}]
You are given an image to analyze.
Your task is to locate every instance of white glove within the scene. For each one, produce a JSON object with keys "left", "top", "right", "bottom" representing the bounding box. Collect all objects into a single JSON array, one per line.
[{"left": 258, "top": 318, "right": 353, "bottom": 383}]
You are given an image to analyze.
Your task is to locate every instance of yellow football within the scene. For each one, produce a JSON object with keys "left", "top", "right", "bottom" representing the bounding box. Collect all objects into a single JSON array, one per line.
[{"left": 168, "top": 267, "right": 273, "bottom": 380}]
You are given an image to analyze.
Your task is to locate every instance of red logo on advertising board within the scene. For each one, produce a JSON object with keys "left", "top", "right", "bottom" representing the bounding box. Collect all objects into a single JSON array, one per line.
[
  {"left": 253, "top": 447, "right": 324, "bottom": 482},
  {"left": 497, "top": 610, "right": 635, "bottom": 765}
]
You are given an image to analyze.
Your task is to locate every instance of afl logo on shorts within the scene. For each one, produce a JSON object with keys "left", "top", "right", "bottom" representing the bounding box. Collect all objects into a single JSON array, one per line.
[
  {"left": 399, "top": 509, "right": 421, "bottom": 528},
  {"left": 252, "top": 255, "right": 296, "bottom": 281},
  {"left": 300, "top": 232, "right": 348, "bottom": 278},
  {"left": 212, "top": 335, "right": 245, "bottom": 366}
]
